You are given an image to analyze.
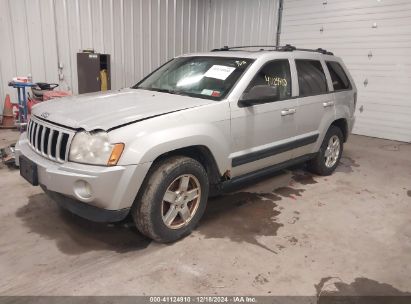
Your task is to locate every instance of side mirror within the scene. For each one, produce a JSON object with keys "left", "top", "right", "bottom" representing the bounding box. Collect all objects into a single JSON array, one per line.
[{"left": 238, "top": 85, "right": 279, "bottom": 107}]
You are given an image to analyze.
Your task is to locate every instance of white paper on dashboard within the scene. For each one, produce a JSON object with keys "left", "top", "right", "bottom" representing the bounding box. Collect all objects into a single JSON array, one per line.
[{"left": 204, "top": 65, "right": 236, "bottom": 80}]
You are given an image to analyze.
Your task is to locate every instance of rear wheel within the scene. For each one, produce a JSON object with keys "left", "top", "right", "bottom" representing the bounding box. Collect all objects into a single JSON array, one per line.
[
  {"left": 132, "top": 156, "right": 209, "bottom": 242},
  {"left": 307, "top": 125, "right": 344, "bottom": 176}
]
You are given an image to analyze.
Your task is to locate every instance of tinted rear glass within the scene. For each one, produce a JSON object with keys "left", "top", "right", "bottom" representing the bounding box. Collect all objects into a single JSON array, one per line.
[
  {"left": 296, "top": 60, "right": 328, "bottom": 96},
  {"left": 326, "top": 61, "right": 351, "bottom": 91}
]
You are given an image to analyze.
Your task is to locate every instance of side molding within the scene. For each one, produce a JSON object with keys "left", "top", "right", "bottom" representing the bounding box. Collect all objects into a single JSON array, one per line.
[
  {"left": 224, "top": 153, "right": 316, "bottom": 191},
  {"left": 232, "top": 134, "right": 319, "bottom": 167}
]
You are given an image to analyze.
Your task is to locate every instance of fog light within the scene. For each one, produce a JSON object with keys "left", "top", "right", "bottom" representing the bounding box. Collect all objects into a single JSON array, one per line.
[{"left": 74, "top": 180, "right": 92, "bottom": 200}]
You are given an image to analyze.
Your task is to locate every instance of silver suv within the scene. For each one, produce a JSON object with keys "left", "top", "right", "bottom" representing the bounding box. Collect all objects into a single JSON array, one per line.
[{"left": 17, "top": 45, "right": 356, "bottom": 242}]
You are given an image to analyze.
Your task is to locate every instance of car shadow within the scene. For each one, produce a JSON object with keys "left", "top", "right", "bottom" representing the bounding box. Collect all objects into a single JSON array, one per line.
[
  {"left": 16, "top": 163, "right": 312, "bottom": 255},
  {"left": 16, "top": 193, "right": 151, "bottom": 255}
]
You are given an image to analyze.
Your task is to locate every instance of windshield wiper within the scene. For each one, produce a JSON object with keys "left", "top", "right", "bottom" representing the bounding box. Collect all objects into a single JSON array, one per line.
[
  {"left": 142, "top": 87, "right": 188, "bottom": 96},
  {"left": 168, "top": 90, "right": 187, "bottom": 96}
]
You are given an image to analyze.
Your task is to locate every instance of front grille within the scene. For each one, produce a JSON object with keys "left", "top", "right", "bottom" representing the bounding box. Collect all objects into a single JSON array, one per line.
[{"left": 27, "top": 117, "right": 74, "bottom": 163}]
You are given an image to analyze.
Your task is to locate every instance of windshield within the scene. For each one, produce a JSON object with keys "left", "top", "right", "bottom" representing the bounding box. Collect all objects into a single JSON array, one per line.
[{"left": 134, "top": 56, "right": 254, "bottom": 100}]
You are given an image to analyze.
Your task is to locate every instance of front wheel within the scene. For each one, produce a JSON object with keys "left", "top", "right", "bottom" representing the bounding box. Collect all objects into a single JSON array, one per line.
[
  {"left": 307, "top": 125, "right": 344, "bottom": 176},
  {"left": 132, "top": 156, "right": 209, "bottom": 242}
]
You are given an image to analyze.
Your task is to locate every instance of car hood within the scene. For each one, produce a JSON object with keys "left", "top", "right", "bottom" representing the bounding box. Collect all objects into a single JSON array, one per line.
[{"left": 31, "top": 88, "right": 214, "bottom": 131}]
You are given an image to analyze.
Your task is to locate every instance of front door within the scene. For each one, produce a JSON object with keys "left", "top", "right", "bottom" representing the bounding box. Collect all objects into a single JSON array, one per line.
[{"left": 229, "top": 59, "right": 299, "bottom": 177}]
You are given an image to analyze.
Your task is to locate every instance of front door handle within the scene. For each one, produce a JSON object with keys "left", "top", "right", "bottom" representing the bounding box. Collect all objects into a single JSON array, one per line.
[
  {"left": 323, "top": 101, "right": 335, "bottom": 107},
  {"left": 281, "top": 108, "right": 296, "bottom": 116}
]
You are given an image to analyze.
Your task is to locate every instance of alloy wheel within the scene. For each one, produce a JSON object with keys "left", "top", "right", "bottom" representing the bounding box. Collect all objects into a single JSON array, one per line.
[
  {"left": 161, "top": 174, "right": 201, "bottom": 229},
  {"left": 324, "top": 135, "right": 340, "bottom": 168}
]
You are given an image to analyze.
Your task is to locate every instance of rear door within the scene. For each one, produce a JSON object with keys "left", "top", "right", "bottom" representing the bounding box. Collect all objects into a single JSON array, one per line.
[{"left": 292, "top": 58, "right": 336, "bottom": 157}]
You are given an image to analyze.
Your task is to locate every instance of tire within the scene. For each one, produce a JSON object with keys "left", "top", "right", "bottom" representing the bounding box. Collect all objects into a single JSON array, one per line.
[
  {"left": 307, "top": 125, "right": 344, "bottom": 176},
  {"left": 132, "top": 156, "right": 209, "bottom": 243}
]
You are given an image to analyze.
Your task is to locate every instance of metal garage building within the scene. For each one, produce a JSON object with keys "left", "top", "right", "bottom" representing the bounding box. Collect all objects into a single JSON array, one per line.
[
  {"left": 1, "top": 0, "right": 410, "bottom": 142},
  {"left": 281, "top": 0, "right": 411, "bottom": 142},
  {"left": 0, "top": 0, "right": 277, "bottom": 110}
]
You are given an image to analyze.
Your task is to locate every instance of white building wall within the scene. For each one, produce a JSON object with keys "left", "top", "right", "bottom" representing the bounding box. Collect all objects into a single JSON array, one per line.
[
  {"left": 205, "top": 0, "right": 279, "bottom": 50},
  {"left": 281, "top": 0, "right": 411, "bottom": 142}
]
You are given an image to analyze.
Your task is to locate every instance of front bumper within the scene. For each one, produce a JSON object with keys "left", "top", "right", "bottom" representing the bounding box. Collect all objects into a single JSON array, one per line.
[
  {"left": 16, "top": 133, "right": 152, "bottom": 219},
  {"left": 43, "top": 187, "right": 130, "bottom": 222}
]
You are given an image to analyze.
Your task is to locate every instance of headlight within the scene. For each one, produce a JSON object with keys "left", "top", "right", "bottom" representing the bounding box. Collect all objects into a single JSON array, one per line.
[{"left": 69, "top": 131, "right": 124, "bottom": 166}]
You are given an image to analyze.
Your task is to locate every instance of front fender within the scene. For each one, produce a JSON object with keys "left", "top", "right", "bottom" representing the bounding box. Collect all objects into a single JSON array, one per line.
[
  {"left": 130, "top": 124, "right": 229, "bottom": 172},
  {"left": 108, "top": 101, "right": 231, "bottom": 175},
  {"left": 113, "top": 121, "right": 231, "bottom": 176}
]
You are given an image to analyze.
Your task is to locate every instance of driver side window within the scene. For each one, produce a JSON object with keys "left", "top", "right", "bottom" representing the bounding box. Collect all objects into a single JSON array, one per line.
[{"left": 244, "top": 60, "right": 292, "bottom": 101}]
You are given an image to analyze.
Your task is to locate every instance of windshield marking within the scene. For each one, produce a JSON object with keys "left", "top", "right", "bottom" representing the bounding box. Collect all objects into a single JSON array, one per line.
[{"left": 203, "top": 65, "right": 236, "bottom": 80}]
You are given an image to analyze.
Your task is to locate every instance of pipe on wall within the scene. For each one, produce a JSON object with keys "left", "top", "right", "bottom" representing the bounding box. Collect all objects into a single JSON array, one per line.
[{"left": 276, "top": 0, "right": 284, "bottom": 46}]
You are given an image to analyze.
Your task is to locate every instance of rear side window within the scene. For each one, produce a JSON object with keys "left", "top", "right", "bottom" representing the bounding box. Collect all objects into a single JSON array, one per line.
[
  {"left": 296, "top": 60, "right": 328, "bottom": 96},
  {"left": 326, "top": 61, "right": 351, "bottom": 91}
]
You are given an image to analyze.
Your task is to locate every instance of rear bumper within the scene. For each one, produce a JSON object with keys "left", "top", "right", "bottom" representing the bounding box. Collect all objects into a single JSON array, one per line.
[{"left": 16, "top": 132, "right": 152, "bottom": 213}]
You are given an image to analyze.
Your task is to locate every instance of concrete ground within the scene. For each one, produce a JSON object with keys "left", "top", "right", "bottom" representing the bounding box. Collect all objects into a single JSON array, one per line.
[{"left": 0, "top": 129, "right": 410, "bottom": 297}]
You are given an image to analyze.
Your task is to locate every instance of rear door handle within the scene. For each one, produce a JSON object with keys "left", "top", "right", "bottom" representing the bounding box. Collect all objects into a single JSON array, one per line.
[
  {"left": 281, "top": 108, "right": 296, "bottom": 116},
  {"left": 323, "top": 101, "right": 335, "bottom": 107}
]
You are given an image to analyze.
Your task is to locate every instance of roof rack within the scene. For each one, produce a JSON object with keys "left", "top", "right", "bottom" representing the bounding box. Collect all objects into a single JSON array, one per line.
[
  {"left": 210, "top": 44, "right": 334, "bottom": 55},
  {"left": 211, "top": 45, "right": 280, "bottom": 51},
  {"left": 282, "top": 44, "right": 334, "bottom": 55}
]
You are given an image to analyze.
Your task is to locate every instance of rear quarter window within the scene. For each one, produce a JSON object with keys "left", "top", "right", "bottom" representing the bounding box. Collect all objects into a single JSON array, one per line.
[
  {"left": 326, "top": 61, "right": 351, "bottom": 91},
  {"left": 295, "top": 60, "right": 328, "bottom": 96}
]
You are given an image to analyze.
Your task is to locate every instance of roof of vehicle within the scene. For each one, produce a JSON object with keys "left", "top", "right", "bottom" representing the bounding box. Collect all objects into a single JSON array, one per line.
[{"left": 179, "top": 44, "right": 337, "bottom": 60}]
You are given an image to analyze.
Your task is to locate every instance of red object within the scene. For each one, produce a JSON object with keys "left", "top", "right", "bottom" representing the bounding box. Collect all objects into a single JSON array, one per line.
[
  {"left": 1, "top": 94, "right": 16, "bottom": 128},
  {"left": 27, "top": 98, "right": 40, "bottom": 114},
  {"left": 43, "top": 90, "right": 71, "bottom": 100},
  {"left": 211, "top": 90, "right": 221, "bottom": 97},
  {"left": 12, "top": 76, "right": 29, "bottom": 83},
  {"left": 12, "top": 104, "right": 19, "bottom": 119}
]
